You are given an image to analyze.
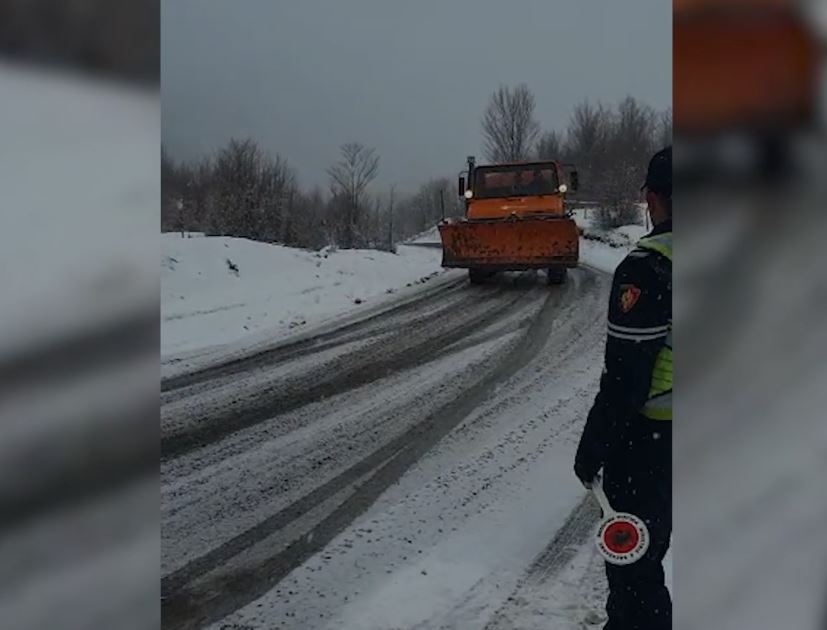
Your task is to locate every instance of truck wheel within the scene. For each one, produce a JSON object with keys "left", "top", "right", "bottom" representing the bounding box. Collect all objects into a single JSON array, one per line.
[
  {"left": 547, "top": 266, "right": 567, "bottom": 285},
  {"left": 469, "top": 269, "right": 488, "bottom": 284}
]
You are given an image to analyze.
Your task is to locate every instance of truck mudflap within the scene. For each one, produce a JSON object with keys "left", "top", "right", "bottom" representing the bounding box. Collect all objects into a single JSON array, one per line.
[{"left": 437, "top": 216, "right": 579, "bottom": 270}]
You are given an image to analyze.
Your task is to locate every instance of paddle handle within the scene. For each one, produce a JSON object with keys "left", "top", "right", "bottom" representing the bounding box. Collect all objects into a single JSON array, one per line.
[{"left": 591, "top": 473, "right": 615, "bottom": 517}]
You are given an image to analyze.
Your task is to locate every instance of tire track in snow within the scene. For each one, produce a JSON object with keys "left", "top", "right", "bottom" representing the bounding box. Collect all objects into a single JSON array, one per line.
[
  {"left": 160, "top": 282, "right": 471, "bottom": 410},
  {"left": 482, "top": 495, "right": 600, "bottom": 629},
  {"left": 160, "top": 335, "right": 519, "bottom": 577},
  {"left": 161, "top": 277, "right": 539, "bottom": 461},
  {"left": 482, "top": 494, "right": 601, "bottom": 630},
  {"left": 160, "top": 276, "right": 467, "bottom": 394},
  {"left": 212, "top": 268, "right": 610, "bottom": 630},
  {"left": 161, "top": 274, "right": 588, "bottom": 630}
]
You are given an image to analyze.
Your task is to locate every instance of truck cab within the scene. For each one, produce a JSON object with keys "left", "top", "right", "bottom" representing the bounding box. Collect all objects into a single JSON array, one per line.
[{"left": 465, "top": 161, "right": 569, "bottom": 219}]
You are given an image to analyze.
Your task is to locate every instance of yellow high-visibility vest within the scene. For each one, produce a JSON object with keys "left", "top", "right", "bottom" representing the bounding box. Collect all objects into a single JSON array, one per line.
[{"left": 636, "top": 232, "right": 672, "bottom": 421}]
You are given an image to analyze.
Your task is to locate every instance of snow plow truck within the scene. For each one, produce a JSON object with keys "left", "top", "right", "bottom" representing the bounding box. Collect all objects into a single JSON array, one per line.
[{"left": 438, "top": 156, "right": 580, "bottom": 285}]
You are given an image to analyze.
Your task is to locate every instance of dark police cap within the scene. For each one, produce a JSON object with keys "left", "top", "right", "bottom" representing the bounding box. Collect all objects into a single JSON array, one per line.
[{"left": 641, "top": 146, "right": 672, "bottom": 198}]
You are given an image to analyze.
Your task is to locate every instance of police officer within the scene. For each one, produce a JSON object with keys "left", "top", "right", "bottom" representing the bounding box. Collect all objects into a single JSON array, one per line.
[{"left": 574, "top": 146, "right": 672, "bottom": 630}]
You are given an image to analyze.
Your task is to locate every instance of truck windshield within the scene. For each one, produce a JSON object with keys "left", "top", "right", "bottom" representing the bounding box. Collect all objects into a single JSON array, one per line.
[{"left": 473, "top": 164, "right": 559, "bottom": 199}]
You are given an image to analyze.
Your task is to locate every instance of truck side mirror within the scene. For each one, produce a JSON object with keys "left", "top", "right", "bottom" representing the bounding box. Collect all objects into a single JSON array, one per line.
[
  {"left": 570, "top": 170, "right": 579, "bottom": 192},
  {"left": 458, "top": 176, "right": 466, "bottom": 197}
]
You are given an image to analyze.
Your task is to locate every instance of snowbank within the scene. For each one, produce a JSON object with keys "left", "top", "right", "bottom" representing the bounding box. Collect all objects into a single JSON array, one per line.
[
  {"left": 161, "top": 207, "right": 651, "bottom": 361},
  {"left": 161, "top": 236, "right": 445, "bottom": 357},
  {"left": 579, "top": 238, "right": 638, "bottom": 274},
  {"left": 573, "top": 207, "right": 649, "bottom": 274},
  {"left": 407, "top": 225, "right": 440, "bottom": 244}
]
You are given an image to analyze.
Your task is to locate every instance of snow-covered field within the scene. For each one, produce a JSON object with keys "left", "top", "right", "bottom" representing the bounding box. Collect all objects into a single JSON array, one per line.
[
  {"left": 162, "top": 236, "right": 446, "bottom": 358},
  {"left": 162, "top": 212, "right": 648, "bottom": 363}
]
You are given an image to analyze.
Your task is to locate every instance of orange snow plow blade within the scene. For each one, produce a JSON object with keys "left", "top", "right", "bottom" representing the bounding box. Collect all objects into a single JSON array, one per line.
[{"left": 438, "top": 217, "right": 579, "bottom": 270}]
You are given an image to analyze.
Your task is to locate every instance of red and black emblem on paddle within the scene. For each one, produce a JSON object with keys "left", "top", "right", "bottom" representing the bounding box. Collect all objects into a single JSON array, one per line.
[{"left": 591, "top": 474, "right": 649, "bottom": 565}]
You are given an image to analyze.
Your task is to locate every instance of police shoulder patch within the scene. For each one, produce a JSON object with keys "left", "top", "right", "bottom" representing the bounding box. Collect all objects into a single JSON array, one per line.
[{"left": 619, "top": 284, "right": 641, "bottom": 313}]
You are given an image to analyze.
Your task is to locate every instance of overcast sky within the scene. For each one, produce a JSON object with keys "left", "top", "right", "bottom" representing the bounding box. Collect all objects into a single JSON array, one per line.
[{"left": 162, "top": 0, "right": 670, "bottom": 193}]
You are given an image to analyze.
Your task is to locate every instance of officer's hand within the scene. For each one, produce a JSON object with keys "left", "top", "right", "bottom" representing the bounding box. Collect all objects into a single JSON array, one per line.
[{"left": 574, "top": 458, "right": 599, "bottom": 490}]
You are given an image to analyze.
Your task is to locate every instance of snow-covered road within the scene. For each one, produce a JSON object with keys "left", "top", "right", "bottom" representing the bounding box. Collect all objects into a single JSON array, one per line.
[{"left": 161, "top": 266, "right": 613, "bottom": 630}]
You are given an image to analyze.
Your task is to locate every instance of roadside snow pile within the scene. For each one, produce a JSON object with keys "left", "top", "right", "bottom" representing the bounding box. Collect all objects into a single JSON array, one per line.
[
  {"left": 572, "top": 206, "right": 648, "bottom": 246},
  {"left": 408, "top": 225, "right": 440, "bottom": 243},
  {"left": 573, "top": 207, "right": 649, "bottom": 274},
  {"left": 582, "top": 223, "right": 647, "bottom": 248},
  {"left": 161, "top": 235, "right": 444, "bottom": 357}
]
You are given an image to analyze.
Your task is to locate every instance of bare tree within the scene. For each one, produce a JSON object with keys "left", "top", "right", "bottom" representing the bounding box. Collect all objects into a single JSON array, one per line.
[
  {"left": 394, "top": 177, "right": 458, "bottom": 238},
  {"left": 597, "top": 97, "right": 656, "bottom": 228},
  {"left": 481, "top": 84, "right": 540, "bottom": 163},
  {"left": 612, "top": 96, "right": 656, "bottom": 161},
  {"left": 185, "top": 158, "right": 213, "bottom": 234},
  {"left": 535, "top": 130, "right": 564, "bottom": 160},
  {"left": 161, "top": 146, "right": 179, "bottom": 232},
  {"left": 327, "top": 142, "right": 379, "bottom": 248},
  {"left": 182, "top": 137, "right": 295, "bottom": 241},
  {"left": 387, "top": 185, "right": 396, "bottom": 252},
  {"left": 257, "top": 153, "right": 295, "bottom": 243},
  {"left": 209, "top": 138, "right": 266, "bottom": 237},
  {"left": 291, "top": 186, "right": 328, "bottom": 250},
  {"left": 565, "top": 101, "right": 611, "bottom": 194}
]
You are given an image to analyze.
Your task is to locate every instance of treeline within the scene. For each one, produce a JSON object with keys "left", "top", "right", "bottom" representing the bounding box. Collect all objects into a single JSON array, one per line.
[
  {"left": 162, "top": 139, "right": 464, "bottom": 250},
  {"left": 162, "top": 85, "right": 671, "bottom": 247},
  {"left": 483, "top": 84, "right": 671, "bottom": 227},
  {"left": 542, "top": 97, "right": 671, "bottom": 227}
]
